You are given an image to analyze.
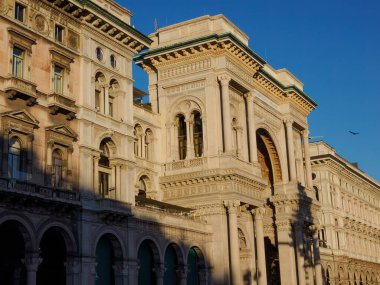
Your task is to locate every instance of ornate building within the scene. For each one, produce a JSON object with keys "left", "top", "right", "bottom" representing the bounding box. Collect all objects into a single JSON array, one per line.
[{"left": 0, "top": 1, "right": 378, "bottom": 285}]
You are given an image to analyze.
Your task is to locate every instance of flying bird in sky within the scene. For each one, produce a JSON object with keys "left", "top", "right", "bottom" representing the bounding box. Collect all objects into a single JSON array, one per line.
[{"left": 348, "top": 131, "right": 359, "bottom": 135}]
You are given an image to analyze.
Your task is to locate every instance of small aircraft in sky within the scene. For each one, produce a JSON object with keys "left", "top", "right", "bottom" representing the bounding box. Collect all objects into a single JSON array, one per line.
[{"left": 348, "top": 131, "right": 360, "bottom": 135}]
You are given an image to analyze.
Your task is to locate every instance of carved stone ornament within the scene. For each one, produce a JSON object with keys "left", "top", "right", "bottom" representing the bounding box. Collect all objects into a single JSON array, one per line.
[
  {"left": 34, "top": 15, "right": 49, "bottom": 35},
  {"left": 0, "top": 0, "right": 9, "bottom": 15},
  {"left": 67, "top": 30, "right": 79, "bottom": 50}
]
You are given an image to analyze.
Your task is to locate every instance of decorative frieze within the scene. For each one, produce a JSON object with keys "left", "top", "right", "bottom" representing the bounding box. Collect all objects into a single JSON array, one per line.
[
  {"left": 160, "top": 59, "right": 212, "bottom": 80},
  {"left": 164, "top": 80, "right": 205, "bottom": 95}
]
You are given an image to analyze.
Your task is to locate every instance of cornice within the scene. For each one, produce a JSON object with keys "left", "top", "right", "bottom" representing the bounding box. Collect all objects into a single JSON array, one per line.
[{"left": 40, "top": 0, "right": 151, "bottom": 52}]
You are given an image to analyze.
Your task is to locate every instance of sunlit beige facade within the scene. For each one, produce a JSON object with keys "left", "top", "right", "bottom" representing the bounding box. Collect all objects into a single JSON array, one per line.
[
  {"left": 0, "top": 1, "right": 379, "bottom": 285},
  {"left": 310, "top": 141, "right": 380, "bottom": 284}
]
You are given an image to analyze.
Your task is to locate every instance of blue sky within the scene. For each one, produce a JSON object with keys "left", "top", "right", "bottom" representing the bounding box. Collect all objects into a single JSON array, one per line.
[{"left": 119, "top": 0, "right": 380, "bottom": 181}]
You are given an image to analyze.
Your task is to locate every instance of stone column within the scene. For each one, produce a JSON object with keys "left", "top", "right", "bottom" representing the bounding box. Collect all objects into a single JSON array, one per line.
[
  {"left": 177, "top": 265, "right": 187, "bottom": 285},
  {"left": 185, "top": 118, "right": 194, "bottom": 159},
  {"left": 26, "top": 134, "right": 34, "bottom": 181},
  {"left": 252, "top": 208, "right": 267, "bottom": 285},
  {"left": 115, "top": 164, "right": 121, "bottom": 200},
  {"left": 245, "top": 92, "right": 258, "bottom": 163},
  {"left": 235, "top": 127, "right": 242, "bottom": 158},
  {"left": 23, "top": 253, "right": 41, "bottom": 285},
  {"left": 154, "top": 265, "right": 165, "bottom": 285},
  {"left": 141, "top": 133, "right": 146, "bottom": 159},
  {"left": 276, "top": 220, "right": 297, "bottom": 285},
  {"left": 65, "top": 257, "right": 80, "bottom": 285},
  {"left": 224, "top": 200, "right": 242, "bottom": 285},
  {"left": 294, "top": 224, "right": 306, "bottom": 285},
  {"left": 114, "top": 261, "right": 128, "bottom": 285},
  {"left": 311, "top": 226, "right": 323, "bottom": 285},
  {"left": 199, "top": 268, "right": 209, "bottom": 285},
  {"left": 218, "top": 75, "right": 232, "bottom": 153},
  {"left": 104, "top": 86, "right": 110, "bottom": 115},
  {"left": 127, "top": 260, "right": 139, "bottom": 285},
  {"left": 285, "top": 119, "right": 296, "bottom": 181},
  {"left": 302, "top": 130, "right": 313, "bottom": 189},
  {"left": 173, "top": 120, "right": 179, "bottom": 160},
  {"left": 93, "top": 155, "right": 99, "bottom": 194}
]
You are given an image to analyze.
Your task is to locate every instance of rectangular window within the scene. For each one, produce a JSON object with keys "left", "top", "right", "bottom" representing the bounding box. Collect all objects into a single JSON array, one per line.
[
  {"left": 99, "top": 172, "right": 109, "bottom": 197},
  {"left": 14, "top": 3, "right": 25, "bottom": 22},
  {"left": 54, "top": 65, "right": 64, "bottom": 94},
  {"left": 55, "top": 25, "right": 64, "bottom": 42},
  {"left": 12, "top": 47, "right": 24, "bottom": 78}
]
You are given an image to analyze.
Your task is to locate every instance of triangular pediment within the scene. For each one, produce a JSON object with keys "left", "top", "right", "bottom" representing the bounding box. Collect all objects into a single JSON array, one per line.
[
  {"left": 1, "top": 109, "right": 40, "bottom": 127},
  {"left": 46, "top": 124, "right": 77, "bottom": 140}
]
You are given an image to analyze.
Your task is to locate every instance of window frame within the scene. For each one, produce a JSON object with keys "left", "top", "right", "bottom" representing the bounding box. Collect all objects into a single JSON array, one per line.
[
  {"left": 12, "top": 46, "right": 24, "bottom": 78},
  {"left": 14, "top": 3, "right": 26, "bottom": 23},
  {"left": 54, "top": 24, "right": 64, "bottom": 43},
  {"left": 53, "top": 64, "right": 64, "bottom": 94}
]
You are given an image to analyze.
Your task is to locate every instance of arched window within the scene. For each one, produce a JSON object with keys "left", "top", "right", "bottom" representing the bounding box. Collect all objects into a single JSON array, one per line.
[
  {"left": 177, "top": 114, "right": 186, "bottom": 160},
  {"left": 108, "top": 79, "right": 119, "bottom": 117},
  {"left": 134, "top": 125, "right": 143, "bottom": 157},
  {"left": 99, "top": 140, "right": 111, "bottom": 197},
  {"left": 52, "top": 149, "right": 63, "bottom": 187},
  {"left": 193, "top": 111, "right": 203, "bottom": 157},
  {"left": 8, "top": 137, "right": 26, "bottom": 180},
  {"left": 138, "top": 178, "right": 146, "bottom": 197}
]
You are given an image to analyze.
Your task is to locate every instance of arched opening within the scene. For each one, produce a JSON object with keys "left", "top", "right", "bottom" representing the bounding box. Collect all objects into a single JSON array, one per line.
[
  {"left": 164, "top": 244, "right": 180, "bottom": 285},
  {"left": 256, "top": 129, "right": 282, "bottom": 194},
  {"left": 177, "top": 114, "right": 187, "bottom": 160},
  {"left": 192, "top": 111, "right": 203, "bottom": 157},
  {"left": 138, "top": 176, "right": 148, "bottom": 197},
  {"left": 37, "top": 228, "right": 67, "bottom": 285},
  {"left": 137, "top": 240, "right": 158, "bottom": 285},
  {"left": 187, "top": 247, "right": 205, "bottom": 285},
  {"left": 313, "top": 186, "right": 320, "bottom": 201},
  {"left": 52, "top": 148, "right": 63, "bottom": 188},
  {"left": 264, "top": 237, "right": 280, "bottom": 285},
  {"left": 0, "top": 221, "right": 27, "bottom": 285},
  {"left": 326, "top": 268, "right": 331, "bottom": 285},
  {"left": 99, "top": 139, "right": 111, "bottom": 198},
  {"left": 95, "top": 72, "right": 106, "bottom": 113},
  {"left": 8, "top": 136, "right": 26, "bottom": 180},
  {"left": 95, "top": 235, "right": 119, "bottom": 285}
]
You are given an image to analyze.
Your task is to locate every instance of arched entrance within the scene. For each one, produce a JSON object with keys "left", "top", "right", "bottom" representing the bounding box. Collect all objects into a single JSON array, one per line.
[
  {"left": 95, "top": 234, "right": 123, "bottom": 285},
  {"left": 37, "top": 227, "right": 67, "bottom": 285},
  {"left": 186, "top": 247, "right": 205, "bottom": 285},
  {"left": 138, "top": 240, "right": 159, "bottom": 285},
  {"left": 256, "top": 128, "right": 282, "bottom": 195},
  {"left": 164, "top": 244, "right": 181, "bottom": 285},
  {"left": 0, "top": 221, "right": 27, "bottom": 285}
]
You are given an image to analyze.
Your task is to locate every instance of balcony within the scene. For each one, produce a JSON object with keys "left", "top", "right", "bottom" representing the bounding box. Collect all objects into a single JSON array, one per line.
[
  {"left": 165, "top": 157, "right": 205, "bottom": 172},
  {"left": 1, "top": 76, "right": 38, "bottom": 106},
  {"left": 47, "top": 92, "right": 76, "bottom": 120},
  {"left": 0, "top": 177, "right": 80, "bottom": 208}
]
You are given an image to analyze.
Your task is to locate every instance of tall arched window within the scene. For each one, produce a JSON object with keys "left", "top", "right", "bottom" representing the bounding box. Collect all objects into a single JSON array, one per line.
[
  {"left": 193, "top": 111, "right": 203, "bottom": 157},
  {"left": 108, "top": 79, "right": 119, "bottom": 117},
  {"left": 8, "top": 137, "right": 25, "bottom": 180},
  {"left": 52, "top": 149, "right": 63, "bottom": 187},
  {"left": 177, "top": 114, "right": 186, "bottom": 160},
  {"left": 99, "top": 140, "right": 111, "bottom": 197}
]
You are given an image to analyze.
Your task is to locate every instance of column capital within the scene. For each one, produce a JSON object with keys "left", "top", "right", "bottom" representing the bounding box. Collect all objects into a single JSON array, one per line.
[
  {"left": 113, "top": 261, "right": 128, "bottom": 276},
  {"left": 245, "top": 91, "right": 255, "bottom": 102},
  {"left": 22, "top": 253, "right": 42, "bottom": 272},
  {"left": 224, "top": 200, "right": 240, "bottom": 213},
  {"left": 284, "top": 119, "right": 294, "bottom": 126},
  {"left": 217, "top": 74, "right": 231, "bottom": 85},
  {"left": 153, "top": 264, "right": 165, "bottom": 278},
  {"left": 252, "top": 207, "right": 265, "bottom": 219},
  {"left": 301, "top": 129, "right": 309, "bottom": 137},
  {"left": 176, "top": 265, "right": 188, "bottom": 279}
]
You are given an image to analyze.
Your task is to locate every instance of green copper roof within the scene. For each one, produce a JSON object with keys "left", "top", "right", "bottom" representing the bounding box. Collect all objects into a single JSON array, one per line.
[
  {"left": 73, "top": 0, "right": 152, "bottom": 45},
  {"left": 134, "top": 33, "right": 266, "bottom": 65}
]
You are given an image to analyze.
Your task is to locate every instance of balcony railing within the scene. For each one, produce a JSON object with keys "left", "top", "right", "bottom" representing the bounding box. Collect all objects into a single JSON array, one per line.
[
  {"left": 165, "top": 157, "right": 205, "bottom": 171},
  {"left": 48, "top": 92, "right": 76, "bottom": 120},
  {"left": 1, "top": 75, "right": 38, "bottom": 105},
  {"left": 0, "top": 177, "right": 80, "bottom": 204}
]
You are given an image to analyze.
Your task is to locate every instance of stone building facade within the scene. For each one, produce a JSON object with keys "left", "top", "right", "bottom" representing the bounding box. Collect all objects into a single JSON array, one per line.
[
  {"left": 310, "top": 142, "right": 380, "bottom": 284},
  {"left": 0, "top": 1, "right": 378, "bottom": 285}
]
